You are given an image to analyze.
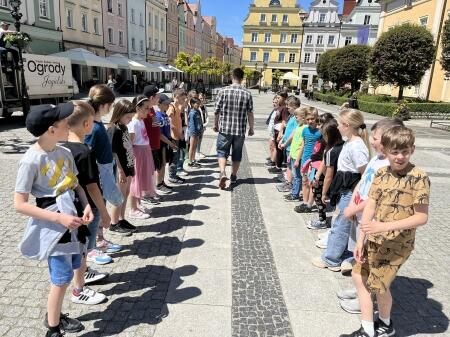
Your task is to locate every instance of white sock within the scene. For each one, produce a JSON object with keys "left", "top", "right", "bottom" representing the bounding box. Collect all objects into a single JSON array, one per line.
[
  {"left": 361, "top": 320, "right": 375, "bottom": 337},
  {"left": 380, "top": 316, "right": 390, "bottom": 326}
]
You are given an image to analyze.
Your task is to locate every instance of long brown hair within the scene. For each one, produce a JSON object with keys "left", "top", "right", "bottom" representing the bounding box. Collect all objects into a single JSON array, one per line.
[
  {"left": 88, "top": 84, "right": 115, "bottom": 113},
  {"left": 109, "top": 99, "right": 135, "bottom": 127}
]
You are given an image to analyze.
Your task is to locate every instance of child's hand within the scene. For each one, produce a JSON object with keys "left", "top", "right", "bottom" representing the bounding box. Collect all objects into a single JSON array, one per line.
[
  {"left": 170, "top": 142, "right": 178, "bottom": 150},
  {"left": 344, "top": 204, "right": 355, "bottom": 219},
  {"left": 100, "top": 211, "right": 111, "bottom": 229},
  {"left": 82, "top": 205, "right": 94, "bottom": 225},
  {"left": 294, "top": 160, "right": 299, "bottom": 168},
  {"left": 321, "top": 194, "right": 328, "bottom": 205},
  {"left": 118, "top": 169, "right": 127, "bottom": 184},
  {"left": 360, "top": 220, "right": 384, "bottom": 234},
  {"left": 354, "top": 241, "right": 365, "bottom": 264},
  {"left": 58, "top": 213, "right": 83, "bottom": 230}
]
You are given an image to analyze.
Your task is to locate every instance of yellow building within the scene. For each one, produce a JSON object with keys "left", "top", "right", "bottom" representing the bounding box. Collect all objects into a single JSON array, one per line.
[
  {"left": 377, "top": 0, "right": 450, "bottom": 101},
  {"left": 242, "top": 0, "right": 304, "bottom": 87}
]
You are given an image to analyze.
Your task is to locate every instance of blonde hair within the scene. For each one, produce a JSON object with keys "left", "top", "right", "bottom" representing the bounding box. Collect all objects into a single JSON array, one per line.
[
  {"left": 381, "top": 126, "right": 415, "bottom": 150},
  {"left": 304, "top": 106, "right": 319, "bottom": 120},
  {"left": 339, "top": 108, "right": 371, "bottom": 156},
  {"left": 67, "top": 100, "right": 95, "bottom": 127}
]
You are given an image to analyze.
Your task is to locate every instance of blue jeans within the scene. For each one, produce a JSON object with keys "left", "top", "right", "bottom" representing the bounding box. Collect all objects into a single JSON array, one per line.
[
  {"left": 290, "top": 157, "right": 302, "bottom": 197},
  {"left": 98, "top": 162, "right": 124, "bottom": 206},
  {"left": 86, "top": 209, "right": 100, "bottom": 251},
  {"left": 48, "top": 254, "right": 82, "bottom": 286},
  {"left": 321, "top": 189, "right": 353, "bottom": 267},
  {"left": 169, "top": 140, "right": 181, "bottom": 178},
  {"left": 216, "top": 132, "right": 245, "bottom": 162}
]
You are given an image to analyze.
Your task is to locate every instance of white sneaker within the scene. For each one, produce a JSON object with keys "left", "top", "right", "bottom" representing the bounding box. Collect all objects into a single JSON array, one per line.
[
  {"left": 315, "top": 238, "right": 327, "bottom": 249},
  {"left": 71, "top": 286, "right": 106, "bottom": 305},
  {"left": 340, "top": 258, "right": 355, "bottom": 275},
  {"left": 317, "top": 229, "right": 330, "bottom": 240},
  {"left": 339, "top": 298, "right": 361, "bottom": 314},
  {"left": 129, "top": 209, "right": 150, "bottom": 220},
  {"left": 84, "top": 267, "right": 108, "bottom": 285},
  {"left": 336, "top": 287, "right": 358, "bottom": 300}
]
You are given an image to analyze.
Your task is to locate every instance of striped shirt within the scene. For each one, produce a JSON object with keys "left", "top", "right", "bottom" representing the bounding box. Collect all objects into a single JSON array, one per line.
[{"left": 214, "top": 84, "right": 253, "bottom": 136}]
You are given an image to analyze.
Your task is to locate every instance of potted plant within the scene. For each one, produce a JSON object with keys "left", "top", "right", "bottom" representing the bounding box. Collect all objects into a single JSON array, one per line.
[{"left": 3, "top": 32, "right": 31, "bottom": 49}]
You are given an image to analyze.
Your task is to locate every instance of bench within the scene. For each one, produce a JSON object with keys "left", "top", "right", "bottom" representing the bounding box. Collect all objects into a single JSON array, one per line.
[{"left": 409, "top": 111, "right": 450, "bottom": 131}]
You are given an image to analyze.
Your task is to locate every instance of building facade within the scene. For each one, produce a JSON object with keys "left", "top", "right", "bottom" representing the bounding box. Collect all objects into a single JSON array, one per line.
[
  {"left": 102, "top": 0, "right": 128, "bottom": 56},
  {"left": 183, "top": 2, "right": 196, "bottom": 55},
  {"left": 127, "top": 0, "right": 147, "bottom": 61},
  {"left": 224, "top": 37, "right": 242, "bottom": 67},
  {"left": 300, "top": 0, "right": 341, "bottom": 89},
  {"left": 177, "top": 0, "right": 187, "bottom": 54},
  {"left": 201, "top": 17, "right": 212, "bottom": 59},
  {"left": 190, "top": 2, "right": 203, "bottom": 55},
  {"left": 376, "top": 0, "right": 450, "bottom": 101},
  {"left": 0, "top": 0, "right": 63, "bottom": 55},
  {"left": 146, "top": 0, "right": 168, "bottom": 63},
  {"left": 242, "top": 0, "right": 304, "bottom": 87},
  {"left": 166, "top": 0, "right": 179, "bottom": 64},
  {"left": 216, "top": 33, "right": 225, "bottom": 62}
]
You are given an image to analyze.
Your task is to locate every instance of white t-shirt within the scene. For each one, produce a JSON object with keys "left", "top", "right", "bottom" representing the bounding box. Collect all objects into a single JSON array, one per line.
[
  {"left": 337, "top": 137, "right": 369, "bottom": 173},
  {"left": 127, "top": 118, "right": 149, "bottom": 146},
  {"left": 357, "top": 155, "right": 389, "bottom": 200}
]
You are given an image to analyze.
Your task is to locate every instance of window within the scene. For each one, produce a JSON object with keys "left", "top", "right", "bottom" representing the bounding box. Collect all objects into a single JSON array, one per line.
[
  {"left": 278, "top": 52, "right": 285, "bottom": 62},
  {"left": 93, "top": 17, "right": 99, "bottom": 34},
  {"left": 161, "top": 40, "right": 164, "bottom": 51},
  {"left": 315, "top": 53, "right": 321, "bottom": 63},
  {"left": 155, "top": 38, "right": 158, "bottom": 50},
  {"left": 149, "top": 37, "right": 152, "bottom": 49},
  {"left": 0, "top": 0, "right": 8, "bottom": 7},
  {"left": 306, "top": 35, "right": 312, "bottom": 44},
  {"left": 271, "top": 14, "right": 277, "bottom": 22},
  {"left": 39, "top": 0, "right": 49, "bottom": 18},
  {"left": 118, "top": 2, "right": 123, "bottom": 17},
  {"left": 419, "top": 16, "right": 428, "bottom": 26},
  {"left": 148, "top": 13, "right": 152, "bottom": 26},
  {"left": 161, "top": 18, "right": 164, "bottom": 31},
  {"left": 140, "top": 13, "right": 143, "bottom": 26},
  {"left": 155, "top": 15, "right": 159, "bottom": 29},
  {"left": 131, "top": 37, "right": 136, "bottom": 51},
  {"left": 319, "top": 13, "right": 326, "bottom": 23},
  {"left": 263, "top": 52, "right": 270, "bottom": 62},
  {"left": 81, "top": 13, "right": 88, "bottom": 32},
  {"left": 291, "top": 34, "right": 298, "bottom": 43},
  {"left": 345, "top": 36, "right": 352, "bottom": 45},
  {"left": 264, "top": 33, "right": 271, "bottom": 43},
  {"left": 280, "top": 32, "right": 287, "bottom": 43},
  {"left": 328, "top": 35, "right": 335, "bottom": 45},
  {"left": 364, "top": 15, "right": 371, "bottom": 25},
  {"left": 260, "top": 14, "right": 266, "bottom": 22},
  {"left": 250, "top": 51, "right": 257, "bottom": 61},
  {"left": 289, "top": 53, "right": 295, "bottom": 63},
  {"left": 251, "top": 32, "right": 258, "bottom": 42},
  {"left": 304, "top": 52, "right": 310, "bottom": 63},
  {"left": 107, "top": 0, "right": 113, "bottom": 13},
  {"left": 66, "top": 8, "right": 73, "bottom": 28},
  {"left": 317, "top": 35, "right": 323, "bottom": 45},
  {"left": 108, "top": 28, "right": 114, "bottom": 44},
  {"left": 140, "top": 40, "right": 144, "bottom": 53},
  {"left": 119, "top": 31, "right": 124, "bottom": 46},
  {"left": 131, "top": 8, "right": 135, "bottom": 23},
  {"left": 282, "top": 14, "right": 288, "bottom": 23}
]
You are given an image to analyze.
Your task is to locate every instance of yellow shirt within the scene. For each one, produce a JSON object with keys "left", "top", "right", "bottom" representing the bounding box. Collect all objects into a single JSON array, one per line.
[{"left": 289, "top": 124, "right": 306, "bottom": 159}]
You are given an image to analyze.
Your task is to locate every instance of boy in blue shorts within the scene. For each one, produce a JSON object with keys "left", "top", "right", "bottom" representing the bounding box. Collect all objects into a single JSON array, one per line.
[{"left": 14, "top": 103, "right": 93, "bottom": 337}]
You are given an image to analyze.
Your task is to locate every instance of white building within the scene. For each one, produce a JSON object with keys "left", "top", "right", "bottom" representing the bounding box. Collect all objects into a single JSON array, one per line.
[
  {"left": 300, "top": 0, "right": 341, "bottom": 89},
  {"left": 128, "top": 0, "right": 147, "bottom": 62}
]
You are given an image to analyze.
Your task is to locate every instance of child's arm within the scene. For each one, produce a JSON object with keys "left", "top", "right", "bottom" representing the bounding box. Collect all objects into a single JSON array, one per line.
[
  {"left": 354, "top": 197, "right": 377, "bottom": 263},
  {"left": 280, "top": 132, "right": 295, "bottom": 149},
  {"left": 85, "top": 183, "right": 111, "bottom": 228},
  {"left": 160, "top": 134, "right": 177, "bottom": 149},
  {"left": 14, "top": 192, "right": 83, "bottom": 230},
  {"left": 74, "top": 185, "right": 94, "bottom": 224},
  {"left": 294, "top": 144, "right": 304, "bottom": 168}
]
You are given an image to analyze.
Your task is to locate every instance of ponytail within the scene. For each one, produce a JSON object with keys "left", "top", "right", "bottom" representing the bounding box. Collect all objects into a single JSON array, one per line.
[
  {"left": 88, "top": 84, "right": 115, "bottom": 113},
  {"left": 339, "top": 108, "right": 372, "bottom": 157}
]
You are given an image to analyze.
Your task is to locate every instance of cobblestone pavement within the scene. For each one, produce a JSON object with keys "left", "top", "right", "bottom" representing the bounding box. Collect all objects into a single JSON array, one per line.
[{"left": 0, "top": 91, "right": 449, "bottom": 337}]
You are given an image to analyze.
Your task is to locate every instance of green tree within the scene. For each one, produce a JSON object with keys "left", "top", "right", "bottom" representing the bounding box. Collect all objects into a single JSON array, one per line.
[
  {"left": 316, "top": 49, "right": 337, "bottom": 83},
  {"left": 190, "top": 54, "right": 203, "bottom": 77},
  {"left": 441, "top": 18, "right": 450, "bottom": 78},
  {"left": 272, "top": 69, "right": 283, "bottom": 84},
  {"left": 327, "top": 45, "right": 371, "bottom": 92},
  {"left": 371, "top": 23, "right": 435, "bottom": 100}
]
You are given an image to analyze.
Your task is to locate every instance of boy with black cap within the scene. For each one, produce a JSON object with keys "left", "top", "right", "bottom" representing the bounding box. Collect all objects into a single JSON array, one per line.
[{"left": 14, "top": 103, "right": 93, "bottom": 337}]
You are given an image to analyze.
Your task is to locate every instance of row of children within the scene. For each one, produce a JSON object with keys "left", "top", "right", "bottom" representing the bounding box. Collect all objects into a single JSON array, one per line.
[
  {"left": 14, "top": 84, "right": 209, "bottom": 337},
  {"left": 266, "top": 94, "right": 431, "bottom": 337}
]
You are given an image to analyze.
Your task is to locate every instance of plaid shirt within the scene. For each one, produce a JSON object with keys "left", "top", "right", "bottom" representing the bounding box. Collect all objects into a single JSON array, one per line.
[{"left": 214, "top": 84, "right": 253, "bottom": 136}]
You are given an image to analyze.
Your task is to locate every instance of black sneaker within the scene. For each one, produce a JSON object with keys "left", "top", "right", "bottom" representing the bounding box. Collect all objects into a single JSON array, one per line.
[
  {"left": 168, "top": 177, "right": 184, "bottom": 184},
  {"left": 188, "top": 161, "right": 202, "bottom": 168},
  {"left": 268, "top": 167, "right": 282, "bottom": 174},
  {"left": 109, "top": 223, "right": 133, "bottom": 236},
  {"left": 284, "top": 194, "right": 299, "bottom": 202},
  {"left": 44, "top": 313, "right": 85, "bottom": 333},
  {"left": 294, "top": 203, "right": 313, "bottom": 213},
  {"left": 339, "top": 326, "right": 370, "bottom": 337},
  {"left": 265, "top": 160, "right": 275, "bottom": 167},
  {"left": 162, "top": 181, "right": 173, "bottom": 190},
  {"left": 230, "top": 174, "right": 237, "bottom": 185},
  {"left": 375, "top": 319, "right": 395, "bottom": 337},
  {"left": 119, "top": 219, "right": 137, "bottom": 232},
  {"left": 46, "top": 330, "right": 63, "bottom": 337}
]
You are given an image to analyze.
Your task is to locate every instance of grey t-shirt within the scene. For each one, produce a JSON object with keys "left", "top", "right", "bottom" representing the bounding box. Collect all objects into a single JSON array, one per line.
[{"left": 15, "top": 145, "right": 79, "bottom": 197}]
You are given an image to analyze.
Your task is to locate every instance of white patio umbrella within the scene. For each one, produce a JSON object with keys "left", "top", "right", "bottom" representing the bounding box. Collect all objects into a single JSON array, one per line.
[
  {"left": 282, "top": 72, "right": 300, "bottom": 81},
  {"left": 152, "top": 62, "right": 174, "bottom": 72},
  {"left": 51, "top": 48, "right": 118, "bottom": 69},
  {"left": 106, "top": 54, "right": 147, "bottom": 71},
  {"left": 135, "top": 60, "right": 163, "bottom": 73},
  {"left": 166, "top": 65, "right": 183, "bottom": 73}
]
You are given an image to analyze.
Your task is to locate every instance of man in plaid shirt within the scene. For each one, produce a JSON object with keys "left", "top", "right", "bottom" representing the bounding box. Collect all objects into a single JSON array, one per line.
[{"left": 214, "top": 68, "right": 254, "bottom": 189}]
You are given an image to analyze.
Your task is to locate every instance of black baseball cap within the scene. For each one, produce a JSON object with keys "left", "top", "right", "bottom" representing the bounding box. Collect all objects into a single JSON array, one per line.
[
  {"left": 159, "top": 94, "right": 173, "bottom": 105},
  {"left": 143, "top": 85, "right": 164, "bottom": 98},
  {"left": 26, "top": 102, "right": 74, "bottom": 137}
]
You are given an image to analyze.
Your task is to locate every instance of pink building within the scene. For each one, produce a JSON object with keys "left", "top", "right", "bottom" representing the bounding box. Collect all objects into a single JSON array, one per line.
[{"left": 102, "top": 0, "right": 128, "bottom": 56}]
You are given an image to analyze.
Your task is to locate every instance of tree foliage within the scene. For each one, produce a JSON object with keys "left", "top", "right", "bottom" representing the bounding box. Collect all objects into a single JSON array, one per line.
[
  {"left": 371, "top": 23, "right": 435, "bottom": 100},
  {"left": 441, "top": 18, "right": 450, "bottom": 78},
  {"left": 316, "top": 49, "right": 337, "bottom": 83},
  {"left": 272, "top": 69, "right": 283, "bottom": 84}
]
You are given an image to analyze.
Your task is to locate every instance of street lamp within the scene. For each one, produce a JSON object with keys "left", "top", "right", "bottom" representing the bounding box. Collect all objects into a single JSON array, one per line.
[{"left": 9, "top": 0, "right": 30, "bottom": 117}]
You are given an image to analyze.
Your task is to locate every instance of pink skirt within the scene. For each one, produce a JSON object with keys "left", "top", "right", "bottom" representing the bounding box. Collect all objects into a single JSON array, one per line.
[{"left": 130, "top": 145, "right": 156, "bottom": 198}]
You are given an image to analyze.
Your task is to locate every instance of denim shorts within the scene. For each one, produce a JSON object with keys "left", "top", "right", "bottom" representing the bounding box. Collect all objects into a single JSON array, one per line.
[
  {"left": 86, "top": 209, "right": 100, "bottom": 251},
  {"left": 48, "top": 254, "right": 82, "bottom": 286},
  {"left": 216, "top": 132, "right": 245, "bottom": 162}
]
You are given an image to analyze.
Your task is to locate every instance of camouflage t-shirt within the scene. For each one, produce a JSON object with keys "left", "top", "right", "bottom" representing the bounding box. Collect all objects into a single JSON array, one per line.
[{"left": 367, "top": 163, "right": 430, "bottom": 247}]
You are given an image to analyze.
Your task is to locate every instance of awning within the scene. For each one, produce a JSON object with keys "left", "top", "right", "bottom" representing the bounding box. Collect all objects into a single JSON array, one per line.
[
  {"left": 152, "top": 62, "right": 174, "bottom": 72},
  {"left": 282, "top": 72, "right": 300, "bottom": 81},
  {"left": 106, "top": 54, "right": 147, "bottom": 72},
  {"left": 135, "top": 60, "right": 163, "bottom": 72},
  {"left": 51, "top": 48, "right": 118, "bottom": 69},
  {"left": 166, "top": 65, "right": 183, "bottom": 73}
]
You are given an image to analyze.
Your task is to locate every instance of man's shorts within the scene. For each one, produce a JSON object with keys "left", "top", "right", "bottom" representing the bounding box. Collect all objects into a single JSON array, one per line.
[
  {"left": 216, "top": 132, "right": 245, "bottom": 162},
  {"left": 48, "top": 254, "right": 82, "bottom": 286},
  {"left": 353, "top": 240, "right": 413, "bottom": 294},
  {"left": 152, "top": 149, "right": 162, "bottom": 171}
]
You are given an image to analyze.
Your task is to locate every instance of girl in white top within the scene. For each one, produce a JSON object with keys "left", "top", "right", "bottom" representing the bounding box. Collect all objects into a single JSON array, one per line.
[{"left": 127, "top": 96, "right": 156, "bottom": 220}]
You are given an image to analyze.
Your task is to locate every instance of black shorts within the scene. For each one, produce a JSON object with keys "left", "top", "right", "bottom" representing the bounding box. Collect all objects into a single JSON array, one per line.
[
  {"left": 160, "top": 142, "right": 174, "bottom": 165},
  {"left": 152, "top": 149, "right": 162, "bottom": 171}
]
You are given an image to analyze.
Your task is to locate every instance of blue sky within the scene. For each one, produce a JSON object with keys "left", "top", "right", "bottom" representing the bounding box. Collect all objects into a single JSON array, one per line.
[{"left": 200, "top": 0, "right": 344, "bottom": 45}]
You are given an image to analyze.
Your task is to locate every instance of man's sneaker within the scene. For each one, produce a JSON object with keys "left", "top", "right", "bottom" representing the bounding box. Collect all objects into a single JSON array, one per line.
[
  {"left": 109, "top": 223, "right": 133, "bottom": 236},
  {"left": 311, "top": 257, "right": 341, "bottom": 272},
  {"left": 315, "top": 238, "right": 327, "bottom": 249},
  {"left": 268, "top": 167, "right": 282, "bottom": 174},
  {"left": 230, "top": 174, "right": 237, "bottom": 185},
  {"left": 375, "top": 319, "right": 395, "bottom": 337},
  {"left": 341, "top": 258, "right": 356, "bottom": 276},
  {"left": 44, "top": 313, "right": 84, "bottom": 333},
  {"left": 129, "top": 209, "right": 151, "bottom": 220},
  {"left": 97, "top": 239, "right": 123, "bottom": 253},
  {"left": 337, "top": 287, "right": 358, "bottom": 300},
  {"left": 87, "top": 249, "right": 112, "bottom": 265},
  {"left": 284, "top": 194, "right": 299, "bottom": 202},
  {"left": 71, "top": 286, "right": 106, "bottom": 305},
  {"left": 168, "top": 177, "right": 185, "bottom": 184},
  {"left": 84, "top": 267, "right": 108, "bottom": 285},
  {"left": 294, "top": 203, "right": 313, "bottom": 213},
  {"left": 119, "top": 219, "right": 137, "bottom": 232},
  {"left": 339, "top": 298, "right": 361, "bottom": 314},
  {"left": 277, "top": 183, "right": 291, "bottom": 192},
  {"left": 307, "top": 220, "right": 327, "bottom": 230},
  {"left": 265, "top": 160, "right": 275, "bottom": 167},
  {"left": 219, "top": 172, "right": 227, "bottom": 189},
  {"left": 339, "top": 326, "right": 371, "bottom": 337}
]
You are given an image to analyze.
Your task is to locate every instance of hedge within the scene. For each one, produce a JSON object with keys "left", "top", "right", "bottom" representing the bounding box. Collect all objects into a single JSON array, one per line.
[
  {"left": 407, "top": 103, "right": 450, "bottom": 114},
  {"left": 313, "top": 92, "right": 348, "bottom": 106}
]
